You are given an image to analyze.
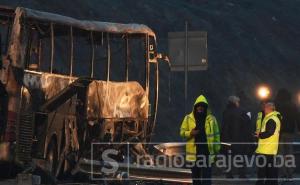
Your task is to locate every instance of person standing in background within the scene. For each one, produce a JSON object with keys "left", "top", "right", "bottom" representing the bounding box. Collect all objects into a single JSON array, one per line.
[
  {"left": 275, "top": 88, "right": 299, "bottom": 180},
  {"left": 221, "top": 96, "right": 253, "bottom": 178}
]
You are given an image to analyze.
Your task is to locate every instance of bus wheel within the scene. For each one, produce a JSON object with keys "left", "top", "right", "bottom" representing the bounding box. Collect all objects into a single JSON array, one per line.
[{"left": 46, "top": 139, "right": 58, "bottom": 178}]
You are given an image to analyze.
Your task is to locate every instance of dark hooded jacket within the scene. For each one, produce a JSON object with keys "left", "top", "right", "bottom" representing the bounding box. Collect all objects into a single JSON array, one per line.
[
  {"left": 221, "top": 103, "right": 253, "bottom": 154},
  {"left": 275, "top": 88, "right": 300, "bottom": 134}
]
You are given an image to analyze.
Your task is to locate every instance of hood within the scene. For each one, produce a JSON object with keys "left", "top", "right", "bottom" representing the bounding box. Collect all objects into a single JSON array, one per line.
[
  {"left": 194, "top": 95, "right": 209, "bottom": 106},
  {"left": 189, "top": 95, "right": 211, "bottom": 117}
]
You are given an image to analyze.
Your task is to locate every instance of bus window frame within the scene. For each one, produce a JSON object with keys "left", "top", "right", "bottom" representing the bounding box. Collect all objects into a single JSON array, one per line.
[
  {"left": 0, "top": 16, "right": 13, "bottom": 56},
  {"left": 22, "top": 20, "right": 156, "bottom": 92}
]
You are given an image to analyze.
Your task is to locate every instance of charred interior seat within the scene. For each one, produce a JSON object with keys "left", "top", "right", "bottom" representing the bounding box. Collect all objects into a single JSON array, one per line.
[{"left": 87, "top": 81, "right": 149, "bottom": 142}]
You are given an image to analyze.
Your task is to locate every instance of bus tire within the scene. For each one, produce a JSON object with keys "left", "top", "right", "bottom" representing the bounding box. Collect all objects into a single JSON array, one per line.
[{"left": 46, "top": 138, "right": 58, "bottom": 180}]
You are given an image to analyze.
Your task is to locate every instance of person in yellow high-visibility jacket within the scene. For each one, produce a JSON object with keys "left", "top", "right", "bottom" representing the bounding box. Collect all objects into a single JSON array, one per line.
[
  {"left": 255, "top": 101, "right": 281, "bottom": 185},
  {"left": 180, "top": 95, "right": 220, "bottom": 185},
  {"left": 256, "top": 101, "right": 281, "bottom": 133}
]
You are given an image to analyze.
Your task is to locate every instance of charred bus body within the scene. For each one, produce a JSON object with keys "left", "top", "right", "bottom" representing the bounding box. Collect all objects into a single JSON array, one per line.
[{"left": 0, "top": 6, "right": 160, "bottom": 177}]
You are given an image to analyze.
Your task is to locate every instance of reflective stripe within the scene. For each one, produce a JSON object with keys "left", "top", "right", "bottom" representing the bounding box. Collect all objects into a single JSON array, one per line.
[
  {"left": 186, "top": 152, "right": 196, "bottom": 155},
  {"left": 256, "top": 112, "right": 263, "bottom": 132},
  {"left": 206, "top": 132, "right": 220, "bottom": 137},
  {"left": 184, "top": 131, "right": 191, "bottom": 138}
]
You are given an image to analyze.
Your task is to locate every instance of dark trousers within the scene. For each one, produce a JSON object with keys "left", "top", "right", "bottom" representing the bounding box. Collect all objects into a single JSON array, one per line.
[
  {"left": 190, "top": 155, "right": 212, "bottom": 185},
  {"left": 256, "top": 154, "right": 278, "bottom": 185},
  {"left": 225, "top": 149, "right": 246, "bottom": 178},
  {"left": 278, "top": 133, "right": 295, "bottom": 178}
]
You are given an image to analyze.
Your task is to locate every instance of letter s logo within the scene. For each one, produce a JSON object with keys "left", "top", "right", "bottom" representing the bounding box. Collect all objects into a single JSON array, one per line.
[{"left": 101, "top": 149, "right": 119, "bottom": 175}]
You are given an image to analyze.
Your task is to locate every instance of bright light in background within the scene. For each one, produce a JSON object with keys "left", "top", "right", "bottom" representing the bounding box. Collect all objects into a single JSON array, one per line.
[
  {"left": 257, "top": 86, "right": 271, "bottom": 100},
  {"left": 297, "top": 93, "right": 300, "bottom": 105}
]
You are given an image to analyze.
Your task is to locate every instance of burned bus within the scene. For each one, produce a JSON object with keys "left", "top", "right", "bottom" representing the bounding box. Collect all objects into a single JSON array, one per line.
[{"left": 0, "top": 6, "right": 162, "bottom": 177}]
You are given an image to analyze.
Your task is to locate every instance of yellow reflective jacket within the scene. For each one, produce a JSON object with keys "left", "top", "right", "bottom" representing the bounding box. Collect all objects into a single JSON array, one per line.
[
  {"left": 256, "top": 111, "right": 281, "bottom": 132},
  {"left": 180, "top": 95, "right": 221, "bottom": 162},
  {"left": 256, "top": 111, "right": 264, "bottom": 133},
  {"left": 256, "top": 111, "right": 281, "bottom": 155}
]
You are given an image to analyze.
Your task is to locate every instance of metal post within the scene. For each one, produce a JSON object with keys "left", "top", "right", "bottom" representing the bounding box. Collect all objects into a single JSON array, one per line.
[
  {"left": 90, "top": 31, "right": 95, "bottom": 78},
  {"left": 38, "top": 39, "right": 42, "bottom": 71},
  {"left": 106, "top": 33, "right": 110, "bottom": 82},
  {"left": 70, "top": 26, "right": 73, "bottom": 76},
  {"left": 50, "top": 23, "right": 54, "bottom": 73},
  {"left": 125, "top": 35, "right": 129, "bottom": 81},
  {"left": 184, "top": 21, "right": 189, "bottom": 114},
  {"left": 145, "top": 34, "right": 150, "bottom": 93},
  {"left": 149, "top": 61, "right": 159, "bottom": 143}
]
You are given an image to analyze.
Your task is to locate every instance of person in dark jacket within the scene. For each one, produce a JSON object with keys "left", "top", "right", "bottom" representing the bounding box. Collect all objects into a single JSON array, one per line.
[
  {"left": 275, "top": 88, "right": 299, "bottom": 180},
  {"left": 221, "top": 96, "right": 253, "bottom": 178}
]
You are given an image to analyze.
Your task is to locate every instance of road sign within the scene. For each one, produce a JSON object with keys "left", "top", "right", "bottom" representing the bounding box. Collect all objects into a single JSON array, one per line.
[{"left": 168, "top": 31, "right": 208, "bottom": 71}]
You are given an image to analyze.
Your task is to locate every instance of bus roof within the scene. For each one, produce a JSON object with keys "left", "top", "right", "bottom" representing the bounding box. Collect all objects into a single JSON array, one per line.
[{"left": 17, "top": 7, "right": 156, "bottom": 37}]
